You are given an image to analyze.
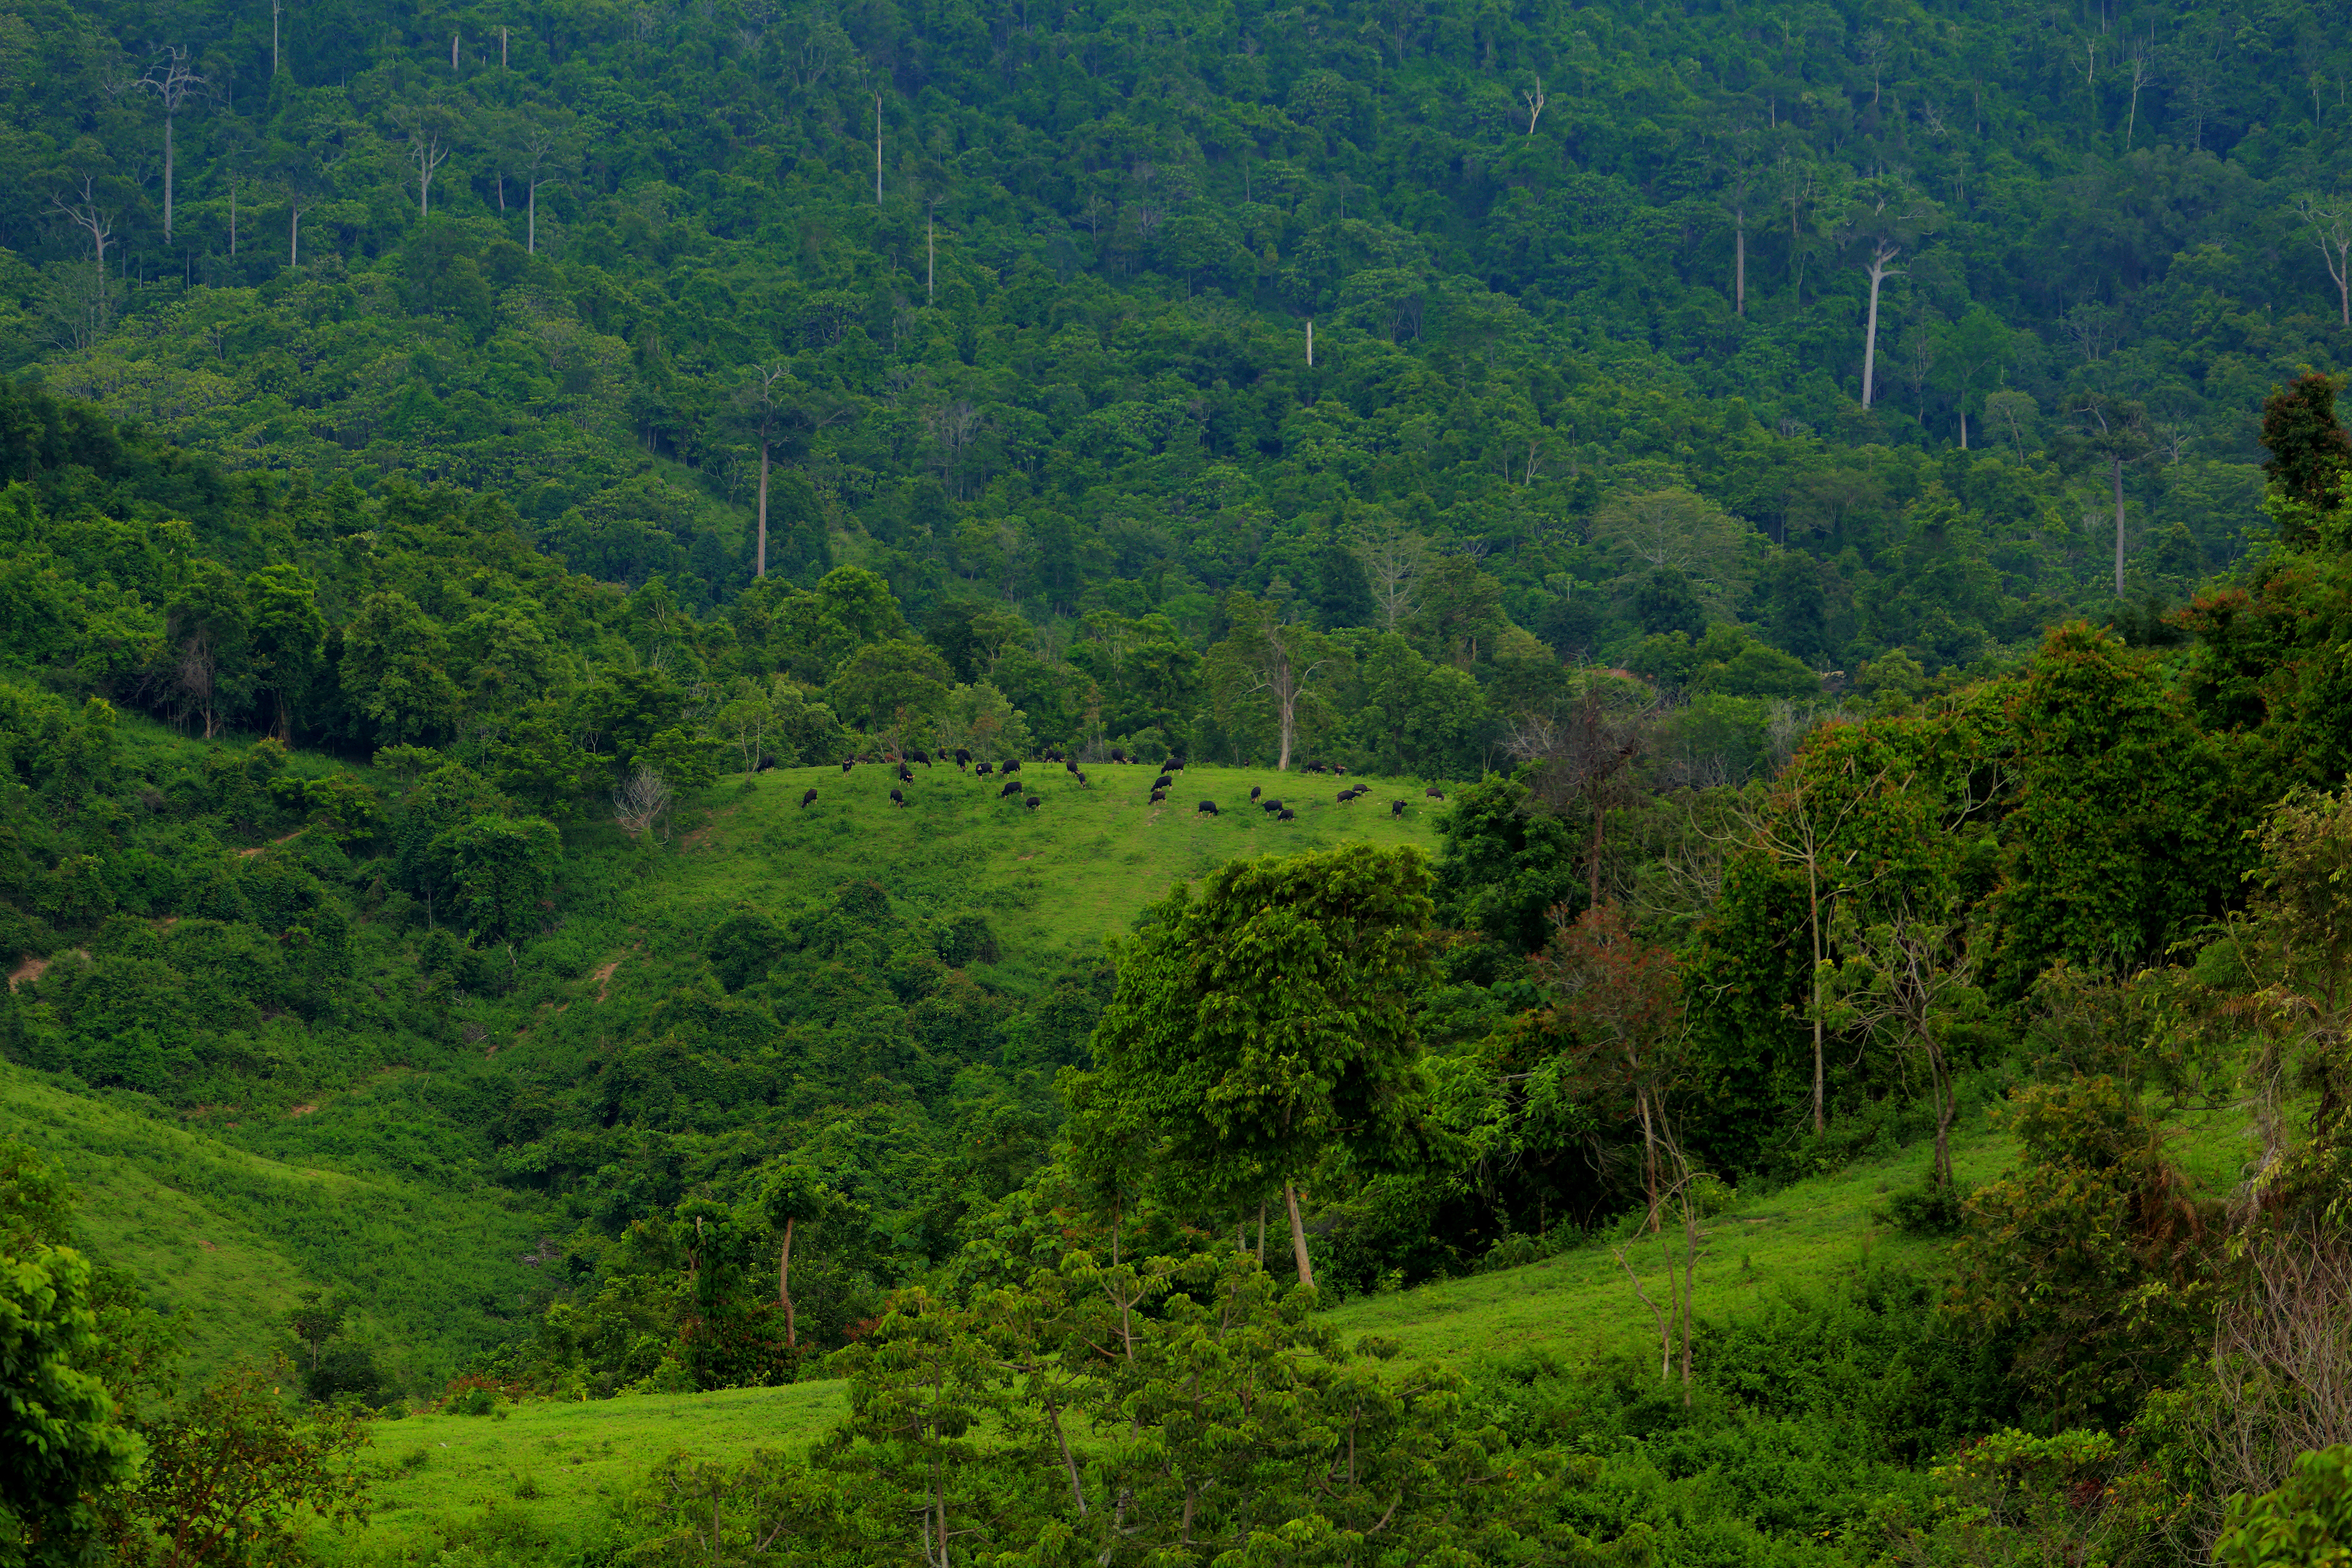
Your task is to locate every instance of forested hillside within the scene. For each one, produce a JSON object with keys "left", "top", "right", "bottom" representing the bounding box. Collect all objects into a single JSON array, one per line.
[
  {"left": 1, "top": 0, "right": 2343, "bottom": 697},
  {"left": 6, "top": 0, "right": 2352, "bottom": 1563}
]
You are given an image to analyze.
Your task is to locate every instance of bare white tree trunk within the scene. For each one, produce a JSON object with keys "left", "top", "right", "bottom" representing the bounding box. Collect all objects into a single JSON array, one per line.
[
  {"left": 1860, "top": 241, "right": 1902, "bottom": 407},
  {"left": 756, "top": 440, "right": 770, "bottom": 578},
  {"left": 1734, "top": 211, "right": 1745, "bottom": 316},
  {"left": 1285, "top": 1182, "right": 1315, "bottom": 1290}
]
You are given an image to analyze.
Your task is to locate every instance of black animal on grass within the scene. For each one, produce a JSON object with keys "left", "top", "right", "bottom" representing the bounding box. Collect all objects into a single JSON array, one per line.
[
  {"left": 1391, "top": 800, "right": 1405, "bottom": 817},
  {"left": 1336, "top": 790, "right": 1353, "bottom": 804},
  {"left": 800, "top": 788, "right": 818, "bottom": 808},
  {"left": 889, "top": 788, "right": 906, "bottom": 807},
  {"left": 1109, "top": 748, "right": 1129, "bottom": 764},
  {"left": 976, "top": 761, "right": 993, "bottom": 778},
  {"left": 1197, "top": 800, "right": 1219, "bottom": 815},
  {"left": 1044, "top": 747, "right": 1064, "bottom": 763},
  {"left": 955, "top": 748, "right": 972, "bottom": 768},
  {"left": 1153, "top": 775, "right": 1173, "bottom": 792},
  {"left": 1064, "top": 759, "right": 1079, "bottom": 775},
  {"left": 1424, "top": 786, "right": 1446, "bottom": 800},
  {"left": 909, "top": 749, "right": 931, "bottom": 766},
  {"left": 1335, "top": 765, "right": 1349, "bottom": 776},
  {"left": 1000, "top": 780, "right": 1024, "bottom": 798},
  {"left": 1249, "top": 785, "right": 1262, "bottom": 801},
  {"left": 1075, "top": 771, "right": 1088, "bottom": 787},
  {"left": 1305, "top": 761, "right": 1327, "bottom": 773},
  {"left": 840, "top": 758, "right": 854, "bottom": 773},
  {"left": 1025, "top": 795, "right": 1042, "bottom": 811},
  {"left": 756, "top": 757, "right": 776, "bottom": 773},
  {"left": 1261, "top": 800, "right": 1282, "bottom": 813},
  {"left": 1277, "top": 808, "right": 1296, "bottom": 821},
  {"left": 1150, "top": 788, "right": 1167, "bottom": 805},
  {"left": 898, "top": 764, "right": 914, "bottom": 783},
  {"left": 1002, "top": 760, "right": 1022, "bottom": 775}
]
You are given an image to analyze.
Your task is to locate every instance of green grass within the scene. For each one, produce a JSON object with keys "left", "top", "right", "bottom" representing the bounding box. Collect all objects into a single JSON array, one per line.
[
  {"left": 318, "top": 1382, "right": 849, "bottom": 1565},
  {"left": 317, "top": 1089, "right": 2272, "bottom": 1560},
  {"left": 1323, "top": 1128, "right": 2019, "bottom": 1371},
  {"left": 0, "top": 1068, "right": 315, "bottom": 1380},
  {"left": 0, "top": 1064, "right": 544, "bottom": 1389},
  {"left": 662, "top": 761, "right": 1449, "bottom": 965}
]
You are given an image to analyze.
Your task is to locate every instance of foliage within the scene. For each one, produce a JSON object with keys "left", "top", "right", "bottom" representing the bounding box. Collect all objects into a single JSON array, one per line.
[
  {"left": 1068, "top": 844, "right": 1440, "bottom": 1278},
  {"left": 119, "top": 1357, "right": 373, "bottom": 1567},
  {"left": 2217, "top": 1445, "right": 2352, "bottom": 1567},
  {"left": 1947, "top": 1076, "right": 2217, "bottom": 1426}
]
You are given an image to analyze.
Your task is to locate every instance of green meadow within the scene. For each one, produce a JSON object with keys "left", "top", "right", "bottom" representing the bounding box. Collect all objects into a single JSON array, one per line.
[{"left": 655, "top": 760, "right": 1450, "bottom": 966}]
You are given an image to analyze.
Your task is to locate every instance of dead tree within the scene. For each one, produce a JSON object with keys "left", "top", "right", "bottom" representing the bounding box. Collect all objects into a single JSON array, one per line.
[{"left": 139, "top": 47, "right": 205, "bottom": 241}]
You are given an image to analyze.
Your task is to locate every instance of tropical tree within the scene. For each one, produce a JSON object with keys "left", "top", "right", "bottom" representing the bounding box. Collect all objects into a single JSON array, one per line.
[{"left": 1069, "top": 844, "right": 1439, "bottom": 1288}]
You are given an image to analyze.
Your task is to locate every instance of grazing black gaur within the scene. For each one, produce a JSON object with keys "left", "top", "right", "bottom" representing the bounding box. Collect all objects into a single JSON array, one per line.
[
  {"left": 800, "top": 788, "right": 818, "bottom": 808},
  {"left": 976, "top": 761, "right": 993, "bottom": 777},
  {"left": 840, "top": 758, "right": 854, "bottom": 772},
  {"left": 1336, "top": 790, "right": 1353, "bottom": 803},
  {"left": 898, "top": 764, "right": 913, "bottom": 783},
  {"left": 755, "top": 758, "right": 775, "bottom": 773},
  {"left": 1150, "top": 788, "right": 1167, "bottom": 804},
  {"left": 1261, "top": 800, "right": 1282, "bottom": 813},
  {"left": 1249, "top": 785, "right": 1262, "bottom": 801},
  {"left": 1065, "top": 759, "right": 1079, "bottom": 774},
  {"left": 909, "top": 749, "right": 930, "bottom": 766},
  {"left": 999, "top": 780, "right": 1023, "bottom": 798},
  {"left": 1109, "top": 748, "right": 1128, "bottom": 763},
  {"left": 889, "top": 788, "right": 905, "bottom": 807},
  {"left": 1277, "top": 807, "right": 1296, "bottom": 821},
  {"left": 1002, "top": 759, "right": 1021, "bottom": 775},
  {"left": 1197, "top": 800, "right": 1219, "bottom": 815},
  {"left": 1025, "top": 795, "right": 1041, "bottom": 811},
  {"left": 1076, "top": 771, "right": 1088, "bottom": 787},
  {"left": 955, "top": 748, "right": 972, "bottom": 768},
  {"left": 1425, "top": 785, "right": 1446, "bottom": 800},
  {"left": 1391, "top": 800, "right": 1405, "bottom": 817},
  {"left": 1153, "top": 775, "right": 1173, "bottom": 792}
]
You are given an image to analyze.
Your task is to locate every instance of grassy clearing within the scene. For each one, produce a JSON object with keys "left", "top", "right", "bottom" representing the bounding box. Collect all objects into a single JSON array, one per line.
[
  {"left": 1323, "top": 1128, "right": 2018, "bottom": 1372},
  {"left": 0, "top": 1068, "right": 317, "bottom": 1380},
  {"left": 319, "top": 1382, "right": 850, "bottom": 1565},
  {"left": 658, "top": 761, "right": 1449, "bottom": 968},
  {"left": 0, "top": 1064, "right": 544, "bottom": 1388},
  {"left": 322, "top": 1089, "right": 2271, "bottom": 1558}
]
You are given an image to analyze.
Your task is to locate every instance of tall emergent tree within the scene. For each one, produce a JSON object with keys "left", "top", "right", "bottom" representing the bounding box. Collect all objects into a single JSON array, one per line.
[
  {"left": 1069, "top": 844, "right": 1439, "bottom": 1290},
  {"left": 750, "top": 1163, "right": 839, "bottom": 1349},
  {"left": 1203, "top": 592, "right": 1335, "bottom": 770}
]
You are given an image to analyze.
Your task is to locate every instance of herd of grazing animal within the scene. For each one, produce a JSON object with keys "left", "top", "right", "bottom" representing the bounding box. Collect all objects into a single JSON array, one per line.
[{"left": 784, "top": 751, "right": 1448, "bottom": 824}]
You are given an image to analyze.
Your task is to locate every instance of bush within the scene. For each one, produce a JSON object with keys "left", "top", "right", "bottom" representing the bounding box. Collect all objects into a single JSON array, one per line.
[
  {"left": 304, "top": 1342, "right": 385, "bottom": 1405},
  {"left": 1883, "top": 1179, "right": 1972, "bottom": 1236},
  {"left": 2217, "top": 1445, "right": 2352, "bottom": 1566}
]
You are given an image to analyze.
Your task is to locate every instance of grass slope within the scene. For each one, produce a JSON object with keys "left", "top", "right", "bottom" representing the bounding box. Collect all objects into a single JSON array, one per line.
[
  {"left": 317, "top": 1121, "right": 2016, "bottom": 1560},
  {"left": 0, "top": 1064, "right": 545, "bottom": 1389},
  {"left": 0, "top": 752, "right": 1449, "bottom": 1391},
  {"left": 657, "top": 760, "right": 1448, "bottom": 970},
  {"left": 322, "top": 1382, "right": 850, "bottom": 1566},
  {"left": 1321, "top": 1131, "right": 2016, "bottom": 1370}
]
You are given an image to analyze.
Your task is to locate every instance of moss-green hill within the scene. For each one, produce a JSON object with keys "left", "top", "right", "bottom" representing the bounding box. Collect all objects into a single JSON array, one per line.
[
  {"left": 0, "top": 1064, "right": 543, "bottom": 1389},
  {"left": 654, "top": 759, "right": 1449, "bottom": 968},
  {"left": 0, "top": 752, "right": 1453, "bottom": 1391}
]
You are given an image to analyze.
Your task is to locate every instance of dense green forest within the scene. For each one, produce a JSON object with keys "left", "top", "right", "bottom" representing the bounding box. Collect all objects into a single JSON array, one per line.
[{"left": 6, "top": 0, "right": 2352, "bottom": 1559}]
